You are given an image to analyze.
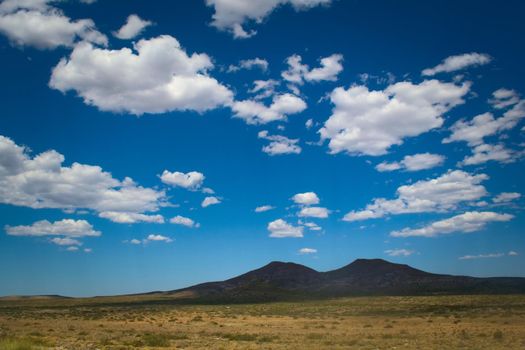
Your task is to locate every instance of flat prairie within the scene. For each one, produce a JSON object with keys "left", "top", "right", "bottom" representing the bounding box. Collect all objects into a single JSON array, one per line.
[{"left": 0, "top": 294, "right": 524, "bottom": 349}]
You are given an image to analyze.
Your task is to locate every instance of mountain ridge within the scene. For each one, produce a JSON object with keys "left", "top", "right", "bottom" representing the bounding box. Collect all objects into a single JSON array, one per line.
[
  {"left": 165, "top": 258, "right": 525, "bottom": 302},
  {"left": 2, "top": 259, "right": 524, "bottom": 301}
]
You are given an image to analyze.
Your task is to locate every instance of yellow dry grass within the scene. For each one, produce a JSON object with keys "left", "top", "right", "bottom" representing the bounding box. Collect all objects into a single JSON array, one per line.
[{"left": 0, "top": 294, "right": 524, "bottom": 349}]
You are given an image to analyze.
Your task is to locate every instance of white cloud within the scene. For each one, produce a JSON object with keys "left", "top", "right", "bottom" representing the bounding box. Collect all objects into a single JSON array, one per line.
[
  {"left": 5, "top": 219, "right": 100, "bottom": 238},
  {"left": 50, "top": 237, "right": 82, "bottom": 246},
  {"left": 202, "top": 196, "right": 221, "bottom": 208},
  {"left": 459, "top": 253, "right": 504, "bottom": 260},
  {"left": 375, "top": 161, "right": 402, "bottom": 172},
  {"left": 0, "top": 0, "right": 107, "bottom": 49},
  {"left": 489, "top": 88, "right": 520, "bottom": 109},
  {"left": 443, "top": 98, "right": 525, "bottom": 147},
  {"left": 391, "top": 211, "right": 513, "bottom": 238},
  {"left": 384, "top": 249, "right": 415, "bottom": 257},
  {"left": 0, "top": 135, "right": 165, "bottom": 219},
  {"left": 422, "top": 53, "right": 492, "bottom": 76},
  {"left": 49, "top": 35, "right": 233, "bottom": 115},
  {"left": 376, "top": 153, "right": 445, "bottom": 172},
  {"left": 267, "top": 218, "right": 303, "bottom": 238},
  {"left": 305, "top": 119, "right": 314, "bottom": 129},
  {"left": 493, "top": 192, "right": 521, "bottom": 203},
  {"left": 113, "top": 14, "right": 152, "bottom": 40},
  {"left": 299, "top": 247, "right": 317, "bottom": 254},
  {"left": 170, "top": 215, "right": 199, "bottom": 228},
  {"left": 258, "top": 130, "right": 301, "bottom": 155},
  {"left": 129, "top": 238, "right": 141, "bottom": 245},
  {"left": 228, "top": 58, "right": 268, "bottom": 73},
  {"left": 255, "top": 205, "right": 274, "bottom": 212},
  {"left": 202, "top": 187, "right": 215, "bottom": 194},
  {"left": 298, "top": 206, "right": 329, "bottom": 218},
  {"left": 320, "top": 80, "right": 470, "bottom": 156},
  {"left": 98, "top": 211, "right": 164, "bottom": 224},
  {"left": 301, "top": 221, "right": 322, "bottom": 231},
  {"left": 508, "top": 251, "right": 519, "bottom": 256},
  {"left": 344, "top": 170, "right": 488, "bottom": 221},
  {"left": 67, "top": 246, "right": 79, "bottom": 251},
  {"left": 206, "top": 0, "right": 332, "bottom": 39},
  {"left": 460, "top": 143, "right": 518, "bottom": 166},
  {"left": 282, "top": 54, "right": 344, "bottom": 84},
  {"left": 443, "top": 89, "right": 525, "bottom": 147},
  {"left": 145, "top": 234, "right": 173, "bottom": 243},
  {"left": 160, "top": 170, "right": 205, "bottom": 190},
  {"left": 248, "top": 79, "right": 280, "bottom": 100},
  {"left": 83, "top": 248, "right": 92, "bottom": 253},
  {"left": 232, "top": 93, "right": 306, "bottom": 124},
  {"left": 292, "top": 192, "right": 320, "bottom": 205}
]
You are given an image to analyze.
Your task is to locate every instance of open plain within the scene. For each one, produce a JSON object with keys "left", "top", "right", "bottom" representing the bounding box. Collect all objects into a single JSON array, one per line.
[{"left": 1, "top": 294, "right": 524, "bottom": 349}]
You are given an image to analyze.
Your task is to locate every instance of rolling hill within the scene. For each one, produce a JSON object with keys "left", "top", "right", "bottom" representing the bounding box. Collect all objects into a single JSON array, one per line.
[{"left": 164, "top": 259, "right": 525, "bottom": 302}]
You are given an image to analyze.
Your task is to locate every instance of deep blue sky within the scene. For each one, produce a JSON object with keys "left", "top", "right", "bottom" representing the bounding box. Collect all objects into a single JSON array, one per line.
[{"left": 0, "top": 0, "right": 524, "bottom": 296}]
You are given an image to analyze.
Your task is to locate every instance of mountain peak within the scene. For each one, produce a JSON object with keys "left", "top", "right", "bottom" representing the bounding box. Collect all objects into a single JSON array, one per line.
[{"left": 169, "top": 258, "right": 525, "bottom": 302}]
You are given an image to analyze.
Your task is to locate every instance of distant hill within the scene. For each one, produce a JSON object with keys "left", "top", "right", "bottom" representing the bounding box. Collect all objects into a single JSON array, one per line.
[
  {"left": 4, "top": 259, "right": 524, "bottom": 302},
  {"left": 163, "top": 259, "right": 525, "bottom": 302},
  {"left": 0, "top": 295, "right": 70, "bottom": 301}
]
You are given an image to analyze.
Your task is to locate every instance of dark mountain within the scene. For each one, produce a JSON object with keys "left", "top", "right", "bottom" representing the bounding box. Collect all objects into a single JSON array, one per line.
[{"left": 165, "top": 259, "right": 525, "bottom": 302}]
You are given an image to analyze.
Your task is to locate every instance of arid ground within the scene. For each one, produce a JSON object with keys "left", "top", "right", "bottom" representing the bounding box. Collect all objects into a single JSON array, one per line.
[{"left": 1, "top": 294, "right": 524, "bottom": 349}]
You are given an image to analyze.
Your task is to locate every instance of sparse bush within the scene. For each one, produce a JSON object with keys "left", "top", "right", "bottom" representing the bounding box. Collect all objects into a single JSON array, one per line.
[
  {"left": 142, "top": 333, "right": 171, "bottom": 347},
  {"left": 220, "top": 333, "right": 258, "bottom": 341},
  {"left": 0, "top": 337, "right": 50, "bottom": 350}
]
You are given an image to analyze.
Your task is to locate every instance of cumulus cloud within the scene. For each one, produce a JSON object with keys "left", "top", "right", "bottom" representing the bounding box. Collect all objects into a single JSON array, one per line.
[
  {"left": 126, "top": 234, "right": 173, "bottom": 244},
  {"left": 459, "top": 143, "right": 518, "bottom": 166},
  {"left": 298, "top": 206, "right": 329, "bottom": 218},
  {"left": 391, "top": 211, "right": 513, "bottom": 238},
  {"left": 320, "top": 80, "right": 470, "bottom": 156},
  {"left": 422, "top": 53, "right": 492, "bottom": 76},
  {"left": 258, "top": 130, "right": 301, "bottom": 155},
  {"left": 384, "top": 249, "right": 415, "bottom": 257},
  {"left": 49, "top": 35, "right": 233, "bottom": 115},
  {"left": 232, "top": 93, "right": 306, "bottom": 124},
  {"left": 444, "top": 109, "right": 525, "bottom": 147},
  {"left": 493, "top": 192, "right": 521, "bottom": 203},
  {"left": 282, "top": 53, "right": 344, "bottom": 84},
  {"left": 444, "top": 92, "right": 525, "bottom": 147},
  {"left": 227, "top": 58, "right": 269, "bottom": 73},
  {"left": 113, "top": 14, "right": 152, "bottom": 40},
  {"left": 0, "top": 135, "right": 165, "bottom": 219},
  {"left": 50, "top": 237, "right": 82, "bottom": 246},
  {"left": 98, "top": 211, "right": 164, "bottom": 224},
  {"left": 267, "top": 218, "right": 303, "bottom": 238},
  {"left": 202, "top": 196, "right": 221, "bottom": 208},
  {"left": 145, "top": 234, "right": 173, "bottom": 243},
  {"left": 489, "top": 88, "right": 520, "bottom": 109},
  {"left": 344, "top": 170, "right": 488, "bottom": 221},
  {"left": 248, "top": 79, "right": 280, "bottom": 100},
  {"left": 170, "top": 215, "right": 199, "bottom": 228},
  {"left": 5, "top": 219, "right": 100, "bottom": 237},
  {"left": 376, "top": 153, "right": 445, "bottom": 172},
  {"left": 160, "top": 170, "right": 205, "bottom": 190},
  {"left": 206, "top": 0, "right": 332, "bottom": 39},
  {"left": 301, "top": 221, "right": 322, "bottom": 231},
  {"left": 0, "top": 0, "right": 107, "bottom": 49},
  {"left": 299, "top": 247, "right": 317, "bottom": 254},
  {"left": 255, "top": 205, "right": 274, "bottom": 212},
  {"left": 292, "top": 192, "right": 320, "bottom": 205},
  {"left": 6, "top": 219, "right": 100, "bottom": 249}
]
